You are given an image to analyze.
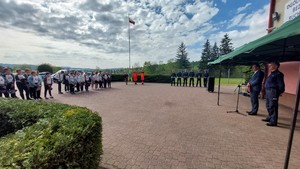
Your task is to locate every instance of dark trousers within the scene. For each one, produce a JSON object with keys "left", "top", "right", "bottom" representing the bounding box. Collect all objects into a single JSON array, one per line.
[
  {"left": 204, "top": 77, "right": 208, "bottom": 87},
  {"left": 250, "top": 90, "right": 260, "bottom": 114},
  {"left": 37, "top": 86, "right": 41, "bottom": 98},
  {"left": 103, "top": 80, "right": 107, "bottom": 88},
  {"left": 85, "top": 83, "right": 90, "bottom": 91},
  {"left": 76, "top": 83, "right": 80, "bottom": 92},
  {"left": 44, "top": 85, "right": 52, "bottom": 97},
  {"left": 4, "top": 83, "right": 17, "bottom": 98},
  {"left": 177, "top": 78, "right": 181, "bottom": 86},
  {"left": 189, "top": 78, "right": 194, "bottom": 87},
  {"left": 16, "top": 83, "right": 30, "bottom": 100},
  {"left": 196, "top": 78, "right": 202, "bottom": 87},
  {"left": 266, "top": 89, "right": 279, "bottom": 124},
  {"left": 70, "top": 84, "right": 75, "bottom": 94},
  {"left": 183, "top": 78, "right": 188, "bottom": 86},
  {"left": 58, "top": 82, "right": 62, "bottom": 93},
  {"left": 81, "top": 83, "right": 84, "bottom": 91},
  {"left": 99, "top": 81, "right": 103, "bottom": 88},
  {"left": 0, "top": 86, "right": 6, "bottom": 97},
  {"left": 171, "top": 78, "right": 175, "bottom": 86},
  {"left": 64, "top": 82, "right": 69, "bottom": 92},
  {"left": 30, "top": 86, "right": 38, "bottom": 99}
]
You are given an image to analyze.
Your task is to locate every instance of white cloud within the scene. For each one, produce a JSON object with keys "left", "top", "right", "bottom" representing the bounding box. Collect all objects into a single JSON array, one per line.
[
  {"left": 227, "top": 13, "right": 246, "bottom": 28},
  {"left": 237, "top": 3, "right": 252, "bottom": 14},
  {"left": 0, "top": 0, "right": 269, "bottom": 69},
  {"left": 221, "top": 0, "right": 227, "bottom": 4},
  {"left": 209, "top": 4, "right": 269, "bottom": 49}
]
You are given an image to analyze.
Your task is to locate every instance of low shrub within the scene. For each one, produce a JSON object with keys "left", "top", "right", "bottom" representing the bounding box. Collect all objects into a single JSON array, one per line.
[{"left": 0, "top": 99, "right": 102, "bottom": 169}]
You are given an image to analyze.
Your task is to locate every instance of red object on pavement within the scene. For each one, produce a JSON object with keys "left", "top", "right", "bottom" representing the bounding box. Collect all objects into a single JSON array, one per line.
[
  {"left": 132, "top": 71, "right": 138, "bottom": 84},
  {"left": 140, "top": 72, "right": 145, "bottom": 85}
]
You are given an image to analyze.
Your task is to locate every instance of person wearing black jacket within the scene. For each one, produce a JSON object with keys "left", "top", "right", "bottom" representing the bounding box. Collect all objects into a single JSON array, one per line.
[
  {"left": 196, "top": 70, "right": 202, "bottom": 87},
  {"left": 263, "top": 62, "right": 285, "bottom": 127},
  {"left": 189, "top": 70, "right": 195, "bottom": 87},
  {"left": 203, "top": 70, "right": 209, "bottom": 87},
  {"left": 15, "top": 69, "right": 31, "bottom": 100},
  {"left": 170, "top": 71, "right": 176, "bottom": 86},
  {"left": 176, "top": 71, "right": 182, "bottom": 86},
  {"left": 182, "top": 70, "right": 188, "bottom": 87}
]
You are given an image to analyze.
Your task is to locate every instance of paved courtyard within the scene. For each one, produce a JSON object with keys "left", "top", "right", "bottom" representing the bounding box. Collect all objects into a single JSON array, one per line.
[{"left": 49, "top": 82, "right": 300, "bottom": 169}]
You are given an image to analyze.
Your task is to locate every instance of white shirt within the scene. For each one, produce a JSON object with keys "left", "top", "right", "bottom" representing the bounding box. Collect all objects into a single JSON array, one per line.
[
  {"left": 46, "top": 77, "right": 52, "bottom": 84},
  {"left": 17, "top": 75, "right": 25, "bottom": 80},
  {"left": 0, "top": 76, "right": 5, "bottom": 85},
  {"left": 33, "top": 76, "right": 39, "bottom": 83},
  {"left": 5, "top": 74, "right": 13, "bottom": 83}
]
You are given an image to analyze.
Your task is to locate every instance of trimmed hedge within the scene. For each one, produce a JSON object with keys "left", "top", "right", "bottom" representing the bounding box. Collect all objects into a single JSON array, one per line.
[
  {"left": 0, "top": 99, "right": 102, "bottom": 169},
  {"left": 112, "top": 74, "right": 171, "bottom": 83}
]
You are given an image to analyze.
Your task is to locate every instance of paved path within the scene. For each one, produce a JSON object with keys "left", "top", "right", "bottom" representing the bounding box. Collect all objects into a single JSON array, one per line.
[{"left": 46, "top": 82, "right": 299, "bottom": 169}]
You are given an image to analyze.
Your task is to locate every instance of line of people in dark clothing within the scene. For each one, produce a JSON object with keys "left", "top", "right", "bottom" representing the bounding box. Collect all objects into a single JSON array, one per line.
[{"left": 170, "top": 69, "right": 209, "bottom": 87}]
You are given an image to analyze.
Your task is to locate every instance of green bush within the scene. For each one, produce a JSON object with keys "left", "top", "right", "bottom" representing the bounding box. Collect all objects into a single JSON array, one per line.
[{"left": 0, "top": 99, "right": 102, "bottom": 169}]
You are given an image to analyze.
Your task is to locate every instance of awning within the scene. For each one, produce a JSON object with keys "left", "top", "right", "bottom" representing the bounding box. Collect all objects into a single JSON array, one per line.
[{"left": 209, "top": 16, "right": 300, "bottom": 65}]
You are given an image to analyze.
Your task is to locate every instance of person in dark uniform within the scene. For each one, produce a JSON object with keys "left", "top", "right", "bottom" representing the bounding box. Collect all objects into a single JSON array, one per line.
[
  {"left": 203, "top": 70, "right": 209, "bottom": 87},
  {"left": 189, "top": 70, "right": 195, "bottom": 87},
  {"left": 124, "top": 72, "right": 129, "bottom": 85},
  {"left": 176, "top": 71, "right": 182, "bottom": 86},
  {"left": 196, "top": 70, "right": 202, "bottom": 87},
  {"left": 63, "top": 71, "right": 70, "bottom": 92},
  {"left": 170, "top": 71, "right": 176, "bottom": 86},
  {"left": 262, "top": 62, "right": 285, "bottom": 126},
  {"left": 15, "top": 69, "right": 31, "bottom": 100},
  {"left": 3, "top": 68, "right": 17, "bottom": 98},
  {"left": 183, "top": 69, "right": 188, "bottom": 87},
  {"left": 246, "top": 63, "right": 264, "bottom": 115},
  {"left": 0, "top": 73, "right": 7, "bottom": 98}
]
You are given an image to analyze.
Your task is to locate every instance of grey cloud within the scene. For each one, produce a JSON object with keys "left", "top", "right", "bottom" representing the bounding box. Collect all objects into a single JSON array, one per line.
[{"left": 79, "top": 0, "right": 114, "bottom": 12}]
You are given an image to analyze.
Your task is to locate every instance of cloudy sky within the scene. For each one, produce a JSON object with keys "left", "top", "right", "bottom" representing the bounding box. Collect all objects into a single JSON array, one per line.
[{"left": 0, "top": 0, "right": 270, "bottom": 69}]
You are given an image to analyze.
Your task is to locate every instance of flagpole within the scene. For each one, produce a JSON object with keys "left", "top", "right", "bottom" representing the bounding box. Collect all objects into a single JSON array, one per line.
[{"left": 128, "top": 15, "right": 131, "bottom": 71}]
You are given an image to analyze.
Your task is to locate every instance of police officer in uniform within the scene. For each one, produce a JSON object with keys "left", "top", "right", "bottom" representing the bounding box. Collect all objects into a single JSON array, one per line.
[
  {"left": 262, "top": 62, "right": 285, "bottom": 126},
  {"left": 203, "top": 70, "right": 209, "bottom": 87},
  {"left": 176, "top": 71, "right": 182, "bottom": 86},
  {"left": 24, "top": 68, "right": 32, "bottom": 98},
  {"left": 183, "top": 69, "right": 188, "bottom": 87},
  {"left": 189, "top": 70, "right": 195, "bottom": 87},
  {"left": 170, "top": 71, "right": 176, "bottom": 86},
  {"left": 196, "top": 70, "right": 202, "bottom": 87}
]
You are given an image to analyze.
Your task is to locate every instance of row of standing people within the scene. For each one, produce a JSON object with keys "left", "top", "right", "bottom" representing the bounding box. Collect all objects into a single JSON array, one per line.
[
  {"left": 56, "top": 71, "right": 112, "bottom": 95},
  {"left": 170, "top": 70, "right": 209, "bottom": 87}
]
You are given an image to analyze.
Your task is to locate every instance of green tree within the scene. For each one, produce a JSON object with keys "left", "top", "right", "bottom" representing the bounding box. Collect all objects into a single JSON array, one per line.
[
  {"left": 199, "top": 39, "right": 211, "bottom": 70},
  {"left": 37, "top": 63, "right": 53, "bottom": 73},
  {"left": 175, "top": 42, "right": 189, "bottom": 69},
  {"left": 219, "top": 33, "right": 234, "bottom": 55},
  {"left": 211, "top": 42, "right": 219, "bottom": 61}
]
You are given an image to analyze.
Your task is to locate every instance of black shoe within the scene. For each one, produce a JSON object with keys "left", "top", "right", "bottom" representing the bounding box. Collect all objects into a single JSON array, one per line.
[
  {"left": 246, "top": 111, "right": 252, "bottom": 114},
  {"left": 262, "top": 119, "right": 270, "bottom": 122},
  {"left": 59, "top": 92, "right": 63, "bottom": 94},
  {"left": 45, "top": 97, "right": 49, "bottom": 99},
  {"left": 266, "top": 122, "right": 277, "bottom": 127},
  {"left": 248, "top": 112, "right": 257, "bottom": 116}
]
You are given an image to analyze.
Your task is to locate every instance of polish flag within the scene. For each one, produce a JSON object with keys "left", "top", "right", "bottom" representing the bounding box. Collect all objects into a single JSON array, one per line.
[{"left": 129, "top": 18, "right": 135, "bottom": 25}]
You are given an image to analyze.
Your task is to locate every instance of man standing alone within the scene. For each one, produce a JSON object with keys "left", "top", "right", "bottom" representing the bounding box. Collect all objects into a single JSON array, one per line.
[
  {"left": 247, "top": 63, "right": 264, "bottom": 115},
  {"left": 263, "top": 62, "right": 285, "bottom": 126}
]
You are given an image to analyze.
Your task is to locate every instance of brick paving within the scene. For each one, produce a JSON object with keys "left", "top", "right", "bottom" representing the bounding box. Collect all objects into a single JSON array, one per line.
[{"left": 33, "top": 82, "right": 299, "bottom": 169}]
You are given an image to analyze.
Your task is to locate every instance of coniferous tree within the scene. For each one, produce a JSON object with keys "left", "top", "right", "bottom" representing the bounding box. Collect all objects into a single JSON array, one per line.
[
  {"left": 199, "top": 39, "right": 211, "bottom": 70},
  {"left": 211, "top": 42, "right": 219, "bottom": 61},
  {"left": 176, "top": 42, "right": 190, "bottom": 69},
  {"left": 219, "top": 33, "right": 234, "bottom": 55}
]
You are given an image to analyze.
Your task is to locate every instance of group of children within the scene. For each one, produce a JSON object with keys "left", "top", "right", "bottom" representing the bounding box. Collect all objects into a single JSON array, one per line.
[{"left": 0, "top": 67, "right": 112, "bottom": 100}]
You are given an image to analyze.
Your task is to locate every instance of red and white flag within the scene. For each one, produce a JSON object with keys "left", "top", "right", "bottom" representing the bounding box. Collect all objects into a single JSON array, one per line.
[{"left": 129, "top": 18, "right": 135, "bottom": 25}]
